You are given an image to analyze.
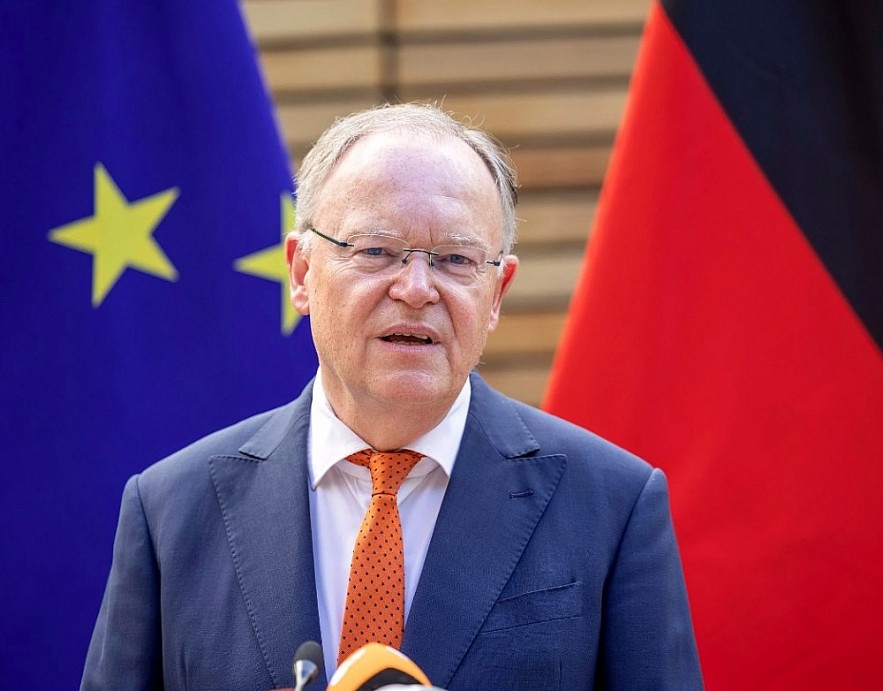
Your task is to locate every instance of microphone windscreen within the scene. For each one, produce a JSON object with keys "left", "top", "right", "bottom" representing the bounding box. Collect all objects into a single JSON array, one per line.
[
  {"left": 294, "top": 640, "right": 323, "bottom": 670},
  {"left": 327, "top": 643, "right": 431, "bottom": 691},
  {"left": 292, "top": 640, "right": 323, "bottom": 690}
]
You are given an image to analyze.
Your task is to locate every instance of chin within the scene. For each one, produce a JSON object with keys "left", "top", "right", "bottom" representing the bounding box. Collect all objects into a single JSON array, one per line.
[{"left": 368, "top": 369, "right": 456, "bottom": 406}]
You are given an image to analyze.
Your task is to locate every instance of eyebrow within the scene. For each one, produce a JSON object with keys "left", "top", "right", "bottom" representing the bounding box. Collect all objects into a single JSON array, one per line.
[
  {"left": 436, "top": 232, "right": 486, "bottom": 247},
  {"left": 348, "top": 228, "right": 489, "bottom": 248}
]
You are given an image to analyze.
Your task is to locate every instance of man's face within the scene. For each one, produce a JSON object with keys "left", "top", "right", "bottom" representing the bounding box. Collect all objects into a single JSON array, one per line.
[{"left": 287, "top": 132, "right": 517, "bottom": 419}]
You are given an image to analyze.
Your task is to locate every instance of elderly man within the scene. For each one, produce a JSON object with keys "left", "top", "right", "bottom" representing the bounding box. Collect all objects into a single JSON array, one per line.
[{"left": 83, "top": 104, "right": 702, "bottom": 690}]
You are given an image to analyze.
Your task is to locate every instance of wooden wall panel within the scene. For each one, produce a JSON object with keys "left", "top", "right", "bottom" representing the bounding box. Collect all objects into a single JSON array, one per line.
[
  {"left": 395, "top": 90, "right": 627, "bottom": 139},
  {"left": 395, "top": 0, "right": 649, "bottom": 32},
  {"left": 242, "top": 0, "right": 648, "bottom": 406},
  {"left": 479, "top": 365, "right": 553, "bottom": 408},
  {"left": 243, "top": 0, "right": 382, "bottom": 43},
  {"left": 277, "top": 97, "right": 386, "bottom": 155},
  {"left": 504, "top": 252, "right": 584, "bottom": 309},
  {"left": 260, "top": 46, "right": 383, "bottom": 93},
  {"left": 485, "top": 312, "right": 567, "bottom": 357},
  {"left": 513, "top": 146, "right": 611, "bottom": 189},
  {"left": 516, "top": 192, "right": 598, "bottom": 246},
  {"left": 398, "top": 36, "right": 641, "bottom": 86}
]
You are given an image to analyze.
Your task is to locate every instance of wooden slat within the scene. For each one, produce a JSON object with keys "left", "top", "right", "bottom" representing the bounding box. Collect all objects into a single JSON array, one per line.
[
  {"left": 399, "top": 36, "right": 640, "bottom": 86},
  {"left": 485, "top": 311, "right": 567, "bottom": 357},
  {"left": 395, "top": 90, "right": 627, "bottom": 140},
  {"left": 504, "top": 251, "right": 584, "bottom": 309},
  {"left": 243, "top": 0, "right": 382, "bottom": 43},
  {"left": 396, "top": 0, "right": 651, "bottom": 32},
  {"left": 260, "top": 46, "right": 383, "bottom": 93},
  {"left": 512, "top": 146, "right": 612, "bottom": 189},
  {"left": 478, "top": 365, "right": 551, "bottom": 407},
  {"left": 277, "top": 96, "right": 386, "bottom": 156},
  {"left": 516, "top": 191, "right": 598, "bottom": 246}
]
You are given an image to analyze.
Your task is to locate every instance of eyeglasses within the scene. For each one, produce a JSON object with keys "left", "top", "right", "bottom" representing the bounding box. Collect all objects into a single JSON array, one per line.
[{"left": 308, "top": 227, "right": 503, "bottom": 283}]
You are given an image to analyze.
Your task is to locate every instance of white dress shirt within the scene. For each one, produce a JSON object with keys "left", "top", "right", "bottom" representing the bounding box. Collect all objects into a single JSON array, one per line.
[{"left": 307, "top": 370, "right": 470, "bottom": 676}]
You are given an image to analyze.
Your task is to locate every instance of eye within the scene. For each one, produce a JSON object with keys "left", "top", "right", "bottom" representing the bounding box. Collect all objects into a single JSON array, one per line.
[
  {"left": 445, "top": 252, "right": 474, "bottom": 266},
  {"left": 436, "top": 246, "right": 482, "bottom": 269},
  {"left": 349, "top": 236, "right": 402, "bottom": 259}
]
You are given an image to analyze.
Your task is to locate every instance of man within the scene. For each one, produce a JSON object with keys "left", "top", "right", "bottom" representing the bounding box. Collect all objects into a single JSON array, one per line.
[{"left": 83, "top": 104, "right": 703, "bottom": 690}]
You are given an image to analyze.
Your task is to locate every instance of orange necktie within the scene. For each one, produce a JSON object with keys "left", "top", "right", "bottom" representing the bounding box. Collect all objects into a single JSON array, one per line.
[{"left": 337, "top": 449, "right": 423, "bottom": 665}]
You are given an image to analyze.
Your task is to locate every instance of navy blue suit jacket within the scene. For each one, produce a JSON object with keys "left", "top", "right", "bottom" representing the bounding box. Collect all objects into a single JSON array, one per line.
[{"left": 82, "top": 374, "right": 702, "bottom": 690}]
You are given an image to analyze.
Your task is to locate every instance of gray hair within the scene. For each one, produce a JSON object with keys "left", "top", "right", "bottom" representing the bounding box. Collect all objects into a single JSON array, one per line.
[{"left": 293, "top": 103, "right": 518, "bottom": 255}]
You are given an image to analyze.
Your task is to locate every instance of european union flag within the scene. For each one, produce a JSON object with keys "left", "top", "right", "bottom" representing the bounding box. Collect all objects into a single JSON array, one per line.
[{"left": 0, "top": 1, "right": 317, "bottom": 685}]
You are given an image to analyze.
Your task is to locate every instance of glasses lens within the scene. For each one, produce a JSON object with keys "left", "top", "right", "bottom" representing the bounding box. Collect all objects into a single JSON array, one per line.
[
  {"left": 432, "top": 245, "right": 488, "bottom": 279},
  {"left": 345, "top": 234, "right": 406, "bottom": 272}
]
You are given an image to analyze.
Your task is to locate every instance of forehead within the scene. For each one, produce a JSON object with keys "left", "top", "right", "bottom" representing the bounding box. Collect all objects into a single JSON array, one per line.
[{"left": 315, "top": 131, "right": 503, "bottom": 244}]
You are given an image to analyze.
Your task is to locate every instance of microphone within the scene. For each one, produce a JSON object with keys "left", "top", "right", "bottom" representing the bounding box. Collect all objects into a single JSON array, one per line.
[
  {"left": 292, "top": 640, "right": 323, "bottom": 691},
  {"left": 327, "top": 643, "right": 431, "bottom": 691}
]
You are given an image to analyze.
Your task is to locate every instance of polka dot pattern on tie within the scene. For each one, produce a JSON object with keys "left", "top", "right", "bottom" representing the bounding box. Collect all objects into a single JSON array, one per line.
[{"left": 337, "top": 449, "right": 423, "bottom": 665}]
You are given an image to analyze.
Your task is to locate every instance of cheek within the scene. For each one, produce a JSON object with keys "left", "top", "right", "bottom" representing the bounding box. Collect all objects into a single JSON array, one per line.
[
  {"left": 310, "top": 270, "right": 377, "bottom": 337},
  {"left": 306, "top": 276, "right": 342, "bottom": 348},
  {"left": 450, "top": 293, "right": 495, "bottom": 347}
]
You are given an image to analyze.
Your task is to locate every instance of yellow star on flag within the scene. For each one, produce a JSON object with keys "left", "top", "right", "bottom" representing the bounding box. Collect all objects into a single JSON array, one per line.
[
  {"left": 234, "top": 193, "right": 300, "bottom": 336},
  {"left": 48, "top": 163, "right": 179, "bottom": 307}
]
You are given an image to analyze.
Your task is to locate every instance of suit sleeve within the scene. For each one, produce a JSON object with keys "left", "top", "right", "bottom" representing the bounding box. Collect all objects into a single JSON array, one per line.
[
  {"left": 81, "top": 475, "right": 163, "bottom": 690},
  {"left": 600, "top": 468, "right": 704, "bottom": 690}
]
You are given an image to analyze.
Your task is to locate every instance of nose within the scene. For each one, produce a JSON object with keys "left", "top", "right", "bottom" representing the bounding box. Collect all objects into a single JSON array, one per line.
[{"left": 387, "top": 250, "right": 440, "bottom": 307}]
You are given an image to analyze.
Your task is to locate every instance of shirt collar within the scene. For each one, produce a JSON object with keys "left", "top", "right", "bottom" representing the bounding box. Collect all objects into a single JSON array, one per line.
[{"left": 307, "top": 368, "right": 470, "bottom": 489}]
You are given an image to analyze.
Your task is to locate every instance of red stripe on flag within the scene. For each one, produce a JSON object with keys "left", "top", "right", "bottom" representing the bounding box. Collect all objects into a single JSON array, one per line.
[{"left": 544, "top": 3, "right": 883, "bottom": 687}]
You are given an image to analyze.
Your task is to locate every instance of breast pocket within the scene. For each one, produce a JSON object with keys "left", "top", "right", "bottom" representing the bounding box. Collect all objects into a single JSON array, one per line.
[{"left": 481, "top": 580, "right": 583, "bottom": 633}]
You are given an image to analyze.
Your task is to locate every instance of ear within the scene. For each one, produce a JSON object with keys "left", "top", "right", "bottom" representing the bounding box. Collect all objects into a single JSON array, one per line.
[
  {"left": 487, "top": 255, "right": 518, "bottom": 332},
  {"left": 285, "top": 232, "right": 310, "bottom": 315}
]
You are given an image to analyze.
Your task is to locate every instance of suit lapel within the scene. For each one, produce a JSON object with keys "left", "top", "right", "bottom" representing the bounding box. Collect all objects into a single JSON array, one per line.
[
  {"left": 209, "top": 382, "right": 328, "bottom": 688},
  {"left": 402, "top": 375, "right": 566, "bottom": 689}
]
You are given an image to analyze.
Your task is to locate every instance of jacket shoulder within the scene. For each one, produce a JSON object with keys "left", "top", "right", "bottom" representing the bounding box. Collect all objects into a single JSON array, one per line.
[
  {"left": 470, "top": 373, "right": 654, "bottom": 488},
  {"left": 133, "top": 387, "right": 312, "bottom": 513},
  {"left": 517, "top": 398, "right": 651, "bottom": 469}
]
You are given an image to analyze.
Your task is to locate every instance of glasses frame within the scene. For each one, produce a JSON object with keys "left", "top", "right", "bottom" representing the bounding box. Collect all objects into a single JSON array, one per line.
[{"left": 307, "top": 227, "right": 503, "bottom": 273}]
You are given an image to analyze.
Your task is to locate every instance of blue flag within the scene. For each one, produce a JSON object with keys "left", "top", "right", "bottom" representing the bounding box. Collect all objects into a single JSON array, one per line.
[{"left": 0, "top": 1, "right": 317, "bottom": 685}]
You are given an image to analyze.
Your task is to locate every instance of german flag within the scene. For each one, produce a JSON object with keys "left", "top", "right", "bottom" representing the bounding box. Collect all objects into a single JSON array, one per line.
[{"left": 544, "top": 1, "right": 883, "bottom": 687}]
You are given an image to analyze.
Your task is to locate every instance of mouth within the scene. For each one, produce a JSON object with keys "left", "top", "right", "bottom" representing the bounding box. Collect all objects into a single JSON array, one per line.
[{"left": 381, "top": 332, "right": 434, "bottom": 345}]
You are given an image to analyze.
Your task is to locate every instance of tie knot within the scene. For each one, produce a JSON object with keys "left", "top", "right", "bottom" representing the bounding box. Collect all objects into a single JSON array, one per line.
[{"left": 347, "top": 449, "right": 423, "bottom": 495}]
